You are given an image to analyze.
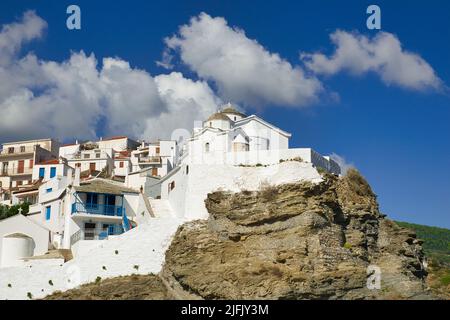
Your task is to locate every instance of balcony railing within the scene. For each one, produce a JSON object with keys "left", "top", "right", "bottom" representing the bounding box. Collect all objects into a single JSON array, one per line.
[
  {"left": 71, "top": 225, "right": 124, "bottom": 243},
  {"left": 0, "top": 167, "right": 33, "bottom": 176},
  {"left": 0, "top": 146, "right": 36, "bottom": 156},
  {"left": 71, "top": 202, "right": 124, "bottom": 217},
  {"left": 138, "top": 156, "right": 161, "bottom": 164},
  {"left": 68, "top": 150, "right": 109, "bottom": 160}
]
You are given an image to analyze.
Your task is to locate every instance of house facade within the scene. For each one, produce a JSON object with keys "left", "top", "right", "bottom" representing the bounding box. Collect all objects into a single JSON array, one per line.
[
  {"left": 130, "top": 140, "right": 177, "bottom": 178},
  {"left": 0, "top": 139, "right": 60, "bottom": 203}
]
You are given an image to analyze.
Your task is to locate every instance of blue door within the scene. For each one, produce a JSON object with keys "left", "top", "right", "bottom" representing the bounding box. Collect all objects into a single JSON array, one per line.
[
  {"left": 104, "top": 195, "right": 115, "bottom": 215},
  {"left": 45, "top": 206, "right": 51, "bottom": 220},
  {"left": 50, "top": 167, "right": 56, "bottom": 178},
  {"left": 39, "top": 167, "right": 45, "bottom": 178}
]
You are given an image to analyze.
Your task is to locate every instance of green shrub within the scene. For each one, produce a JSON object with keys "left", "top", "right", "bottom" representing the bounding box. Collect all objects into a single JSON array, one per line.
[{"left": 0, "top": 202, "right": 30, "bottom": 221}]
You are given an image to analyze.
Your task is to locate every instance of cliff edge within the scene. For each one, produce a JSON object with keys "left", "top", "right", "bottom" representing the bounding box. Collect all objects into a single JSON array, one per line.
[{"left": 162, "top": 169, "right": 434, "bottom": 299}]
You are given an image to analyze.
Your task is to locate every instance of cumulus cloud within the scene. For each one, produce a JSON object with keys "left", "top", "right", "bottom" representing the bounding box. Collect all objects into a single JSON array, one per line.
[
  {"left": 0, "top": 11, "right": 219, "bottom": 142},
  {"left": 301, "top": 30, "right": 442, "bottom": 91},
  {"left": 0, "top": 10, "right": 46, "bottom": 65},
  {"left": 163, "top": 12, "right": 323, "bottom": 107},
  {"left": 330, "top": 153, "right": 355, "bottom": 175}
]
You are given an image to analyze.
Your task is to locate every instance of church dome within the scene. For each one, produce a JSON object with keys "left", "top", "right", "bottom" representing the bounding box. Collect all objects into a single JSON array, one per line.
[
  {"left": 220, "top": 103, "right": 246, "bottom": 121},
  {"left": 206, "top": 112, "right": 231, "bottom": 121},
  {"left": 204, "top": 112, "right": 232, "bottom": 130}
]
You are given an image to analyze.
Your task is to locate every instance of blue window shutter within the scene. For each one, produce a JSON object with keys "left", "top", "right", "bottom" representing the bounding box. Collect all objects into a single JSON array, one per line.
[
  {"left": 39, "top": 167, "right": 45, "bottom": 178},
  {"left": 50, "top": 167, "right": 56, "bottom": 178},
  {"left": 45, "top": 206, "right": 51, "bottom": 220},
  {"left": 46, "top": 188, "right": 52, "bottom": 193}
]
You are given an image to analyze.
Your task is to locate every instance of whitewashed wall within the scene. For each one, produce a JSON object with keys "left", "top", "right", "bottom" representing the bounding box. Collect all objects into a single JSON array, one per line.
[
  {"left": 0, "top": 214, "right": 49, "bottom": 268},
  {"left": 161, "top": 161, "right": 323, "bottom": 220},
  {"left": 0, "top": 217, "right": 182, "bottom": 300}
]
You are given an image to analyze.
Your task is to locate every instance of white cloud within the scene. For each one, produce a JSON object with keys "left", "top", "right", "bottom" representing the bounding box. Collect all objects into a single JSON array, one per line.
[
  {"left": 301, "top": 30, "right": 442, "bottom": 91},
  {"left": 163, "top": 12, "right": 323, "bottom": 107},
  {"left": 0, "top": 11, "right": 220, "bottom": 142},
  {"left": 330, "top": 153, "right": 355, "bottom": 175},
  {"left": 0, "top": 10, "right": 46, "bottom": 65}
]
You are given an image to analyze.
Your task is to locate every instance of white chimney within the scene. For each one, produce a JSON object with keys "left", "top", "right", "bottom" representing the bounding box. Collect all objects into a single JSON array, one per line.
[
  {"left": 74, "top": 167, "right": 81, "bottom": 187},
  {"left": 67, "top": 167, "right": 74, "bottom": 185}
]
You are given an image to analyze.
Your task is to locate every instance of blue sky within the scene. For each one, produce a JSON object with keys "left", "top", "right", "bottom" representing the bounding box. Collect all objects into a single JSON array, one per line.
[{"left": 0, "top": 0, "right": 449, "bottom": 228}]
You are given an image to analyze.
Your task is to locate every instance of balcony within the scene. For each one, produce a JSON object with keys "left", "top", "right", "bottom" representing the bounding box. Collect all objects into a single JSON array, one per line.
[
  {"left": 68, "top": 150, "right": 109, "bottom": 160},
  {"left": 0, "top": 146, "right": 36, "bottom": 157},
  {"left": 138, "top": 156, "right": 161, "bottom": 164},
  {"left": 70, "top": 224, "right": 124, "bottom": 244},
  {"left": 0, "top": 167, "right": 33, "bottom": 176},
  {"left": 71, "top": 202, "right": 125, "bottom": 217}
]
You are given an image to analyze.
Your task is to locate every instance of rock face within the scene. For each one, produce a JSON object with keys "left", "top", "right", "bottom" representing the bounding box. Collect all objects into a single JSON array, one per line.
[{"left": 163, "top": 169, "right": 433, "bottom": 299}]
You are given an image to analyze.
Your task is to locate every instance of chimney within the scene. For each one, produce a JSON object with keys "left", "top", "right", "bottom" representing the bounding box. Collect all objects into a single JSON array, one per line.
[
  {"left": 75, "top": 139, "right": 78, "bottom": 145},
  {"left": 74, "top": 167, "right": 81, "bottom": 187},
  {"left": 67, "top": 167, "right": 73, "bottom": 186}
]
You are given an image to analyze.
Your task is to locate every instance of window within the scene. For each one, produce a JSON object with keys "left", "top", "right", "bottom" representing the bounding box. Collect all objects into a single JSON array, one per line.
[
  {"left": 76, "top": 163, "right": 81, "bottom": 168},
  {"left": 8, "top": 147, "right": 14, "bottom": 154},
  {"left": 17, "top": 181, "right": 22, "bottom": 186},
  {"left": 20, "top": 146, "right": 25, "bottom": 152},
  {"left": 29, "top": 159, "right": 33, "bottom": 169},
  {"left": 119, "top": 161, "right": 124, "bottom": 168},
  {"left": 209, "top": 122, "right": 212, "bottom": 127},
  {"left": 39, "top": 167, "right": 45, "bottom": 178},
  {"left": 152, "top": 167, "right": 158, "bottom": 176},
  {"left": 89, "top": 163, "right": 96, "bottom": 171},
  {"left": 50, "top": 167, "right": 56, "bottom": 178},
  {"left": 156, "top": 147, "right": 160, "bottom": 154},
  {"left": 17, "top": 160, "right": 24, "bottom": 174},
  {"left": 45, "top": 206, "right": 51, "bottom": 220},
  {"left": 168, "top": 181, "right": 175, "bottom": 192},
  {"left": 95, "top": 153, "right": 101, "bottom": 158},
  {"left": 186, "top": 165, "right": 189, "bottom": 175},
  {"left": 46, "top": 188, "right": 52, "bottom": 193},
  {"left": 86, "top": 193, "right": 98, "bottom": 209},
  {"left": 1, "top": 162, "right": 8, "bottom": 175},
  {"left": 205, "top": 142, "right": 210, "bottom": 153},
  {"left": 84, "top": 154, "right": 90, "bottom": 159}
]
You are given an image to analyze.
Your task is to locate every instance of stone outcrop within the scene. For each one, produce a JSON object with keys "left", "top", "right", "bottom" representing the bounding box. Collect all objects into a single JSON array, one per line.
[{"left": 162, "top": 169, "right": 433, "bottom": 299}]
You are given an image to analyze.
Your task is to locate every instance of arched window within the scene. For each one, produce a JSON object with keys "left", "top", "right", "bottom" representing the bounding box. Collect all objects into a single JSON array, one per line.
[{"left": 205, "top": 142, "right": 210, "bottom": 153}]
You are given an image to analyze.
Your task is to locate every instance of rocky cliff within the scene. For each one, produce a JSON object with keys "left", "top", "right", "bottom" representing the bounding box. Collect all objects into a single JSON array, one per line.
[{"left": 162, "top": 169, "right": 434, "bottom": 299}]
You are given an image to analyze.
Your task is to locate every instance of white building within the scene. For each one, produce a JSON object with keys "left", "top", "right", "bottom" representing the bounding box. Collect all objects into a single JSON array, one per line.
[
  {"left": 0, "top": 166, "right": 152, "bottom": 268},
  {"left": 60, "top": 137, "right": 140, "bottom": 179},
  {"left": 130, "top": 140, "right": 177, "bottom": 178},
  {"left": 155, "top": 104, "right": 341, "bottom": 220},
  {"left": 0, "top": 139, "right": 60, "bottom": 203}
]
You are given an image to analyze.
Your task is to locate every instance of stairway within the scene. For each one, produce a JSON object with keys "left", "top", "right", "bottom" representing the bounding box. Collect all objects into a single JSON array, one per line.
[
  {"left": 141, "top": 194, "right": 155, "bottom": 217},
  {"left": 148, "top": 199, "right": 175, "bottom": 218}
]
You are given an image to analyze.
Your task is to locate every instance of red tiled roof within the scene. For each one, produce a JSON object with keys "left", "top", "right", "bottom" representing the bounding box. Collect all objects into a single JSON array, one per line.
[
  {"left": 102, "top": 136, "right": 128, "bottom": 141},
  {"left": 38, "top": 159, "right": 59, "bottom": 165}
]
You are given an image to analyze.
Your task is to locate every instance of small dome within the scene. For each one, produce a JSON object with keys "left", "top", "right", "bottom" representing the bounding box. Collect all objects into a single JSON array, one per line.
[
  {"left": 206, "top": 112, "right": 231, "bottom": 122},
  {"left": 221, "top": 104, "right": 246, "bottom": 117}
]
